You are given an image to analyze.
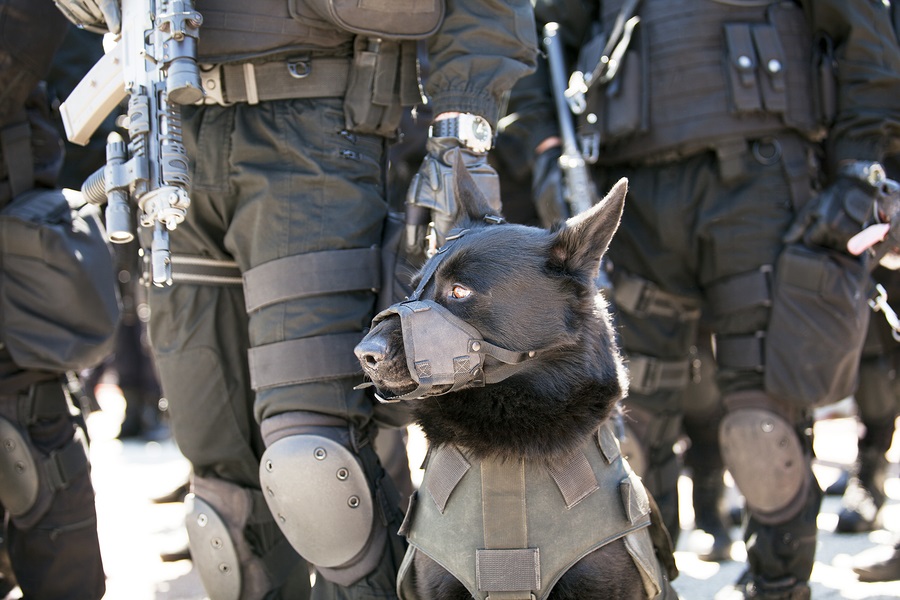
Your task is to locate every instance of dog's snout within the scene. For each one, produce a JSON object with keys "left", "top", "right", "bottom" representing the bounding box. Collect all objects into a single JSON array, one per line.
[{"left": 354, "top": 336, "right": 388, "bottom": 369}]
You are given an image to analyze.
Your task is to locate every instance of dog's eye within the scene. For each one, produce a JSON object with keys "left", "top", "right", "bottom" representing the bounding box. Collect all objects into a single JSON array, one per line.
[{"left": 449, "top": 284, "right": 472, "bottom": 300}]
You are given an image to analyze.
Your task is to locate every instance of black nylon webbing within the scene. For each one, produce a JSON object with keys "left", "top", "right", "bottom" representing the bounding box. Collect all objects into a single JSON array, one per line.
[
  {"left": 242, "top": 248, "right": 380, "bottom": 313},
  {"left": 20, "top": 381, "right": 68, "bottom": 424},
  {"left": 626, "top": 354, "right": 691, "bottom": 394},
  {"left": 248, "top": 332, "right": 363, "bottom": 390},
  {"left": 613, "top": 272, "right": 701, "bottom": 321},
  {"left": 715, "top": 332, "right": 765, "bottom": 371},
  {"left": 708, "top": 266, "right": 773, "bottom": 318}
]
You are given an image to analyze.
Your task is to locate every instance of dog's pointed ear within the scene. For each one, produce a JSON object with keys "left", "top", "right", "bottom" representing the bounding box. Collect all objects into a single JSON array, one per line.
[
  {"left": 549, "top": 178, "right": 627, "bottom": 274},
  {"left": 451, "top": 150, "right": 503, "bottom": 224}
]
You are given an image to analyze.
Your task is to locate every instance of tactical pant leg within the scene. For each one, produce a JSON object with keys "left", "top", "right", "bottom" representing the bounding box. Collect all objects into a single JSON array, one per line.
[
  {"left": 148, "top": 280, "right": 311, "bottom": 600},
  {"left": 166, "top": 99, "right": 406, "bottom": 598},
  {"left": 0, "top": 382, "right": 104, "bottom": 600}
]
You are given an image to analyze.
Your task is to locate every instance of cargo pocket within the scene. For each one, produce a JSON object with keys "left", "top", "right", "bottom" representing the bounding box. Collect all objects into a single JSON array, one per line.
[{"left": 765, "top": 244, "right": 871, "bottom": 408}]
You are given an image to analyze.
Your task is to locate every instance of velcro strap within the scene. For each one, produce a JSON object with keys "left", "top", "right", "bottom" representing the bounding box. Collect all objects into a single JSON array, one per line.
[
  {"left": 715, "top": 332, "right": 765, "bottom": 371},
  {"left": 476, "top": 549, "right": 540, "bottom": 596},
  {"left": 613, "top": 272, "right": 701, "bottom": 321},
  {"left": 425, "top": 444, "right": 471, "bottom": 514},
  {"left": 20, "top": 381, "right": 69, "bottom": 425},
  {"left": 626, "top": 354, "right": 691, "bottom": 394},
  {"left": 44, "top": 437, "right": 88, "bottom": 491},
  {"left": 619, "top": 472, "right": 650, "bottom": 525},
  {"left": 248, "top": 332, "right": 363, "bottom": 390},
  {"left": 708, "top": 266, "right": 773, "bottom": 318},
  {"left": 243, "top": 248, "right": 381, "bottom": 313},
  {"left": 170, "top": 255, "right": 242, "bottom": 286},
  {"left": 547, "top": 449, "right": 599, "bottom": 509},
  {"left": 209, "top": 57, "right": 351, "bottom": 105},
  {"left": 596, "top": 422, "right": 621, "bottom": 464}
]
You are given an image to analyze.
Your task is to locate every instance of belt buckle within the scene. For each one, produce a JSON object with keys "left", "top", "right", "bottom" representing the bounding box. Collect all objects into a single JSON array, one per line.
[{"left": 198, "top": 64, "right": 230, "bottom": 105}]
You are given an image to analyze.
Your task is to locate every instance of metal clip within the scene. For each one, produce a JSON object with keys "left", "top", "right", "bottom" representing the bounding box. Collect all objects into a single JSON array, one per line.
[
  {"left": 198, "top": 64, "right": 230, "bottom": 105},
  {"left": 868, "top": 283, "right": 900, "bottom": 342}
]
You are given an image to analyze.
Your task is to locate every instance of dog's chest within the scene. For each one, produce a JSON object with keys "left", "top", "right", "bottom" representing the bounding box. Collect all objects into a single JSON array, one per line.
[{"left": 399, "top": 424, "right": 655, "bottom": 600}]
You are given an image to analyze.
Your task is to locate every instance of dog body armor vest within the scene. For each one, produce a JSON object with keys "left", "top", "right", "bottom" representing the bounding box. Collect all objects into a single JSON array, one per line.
[{"left": 396, "top": 423, "right": 665, "bottom": 599}]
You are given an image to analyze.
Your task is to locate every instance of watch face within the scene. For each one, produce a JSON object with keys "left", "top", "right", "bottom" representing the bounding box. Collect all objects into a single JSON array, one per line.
[{"left": 471, "top": 117, "right": 491, "bottom": 143}]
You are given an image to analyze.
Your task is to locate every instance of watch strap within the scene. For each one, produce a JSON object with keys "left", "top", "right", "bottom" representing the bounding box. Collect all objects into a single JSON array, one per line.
[{"left": 431, "top": 118, "right": 460, "bottom": 139}]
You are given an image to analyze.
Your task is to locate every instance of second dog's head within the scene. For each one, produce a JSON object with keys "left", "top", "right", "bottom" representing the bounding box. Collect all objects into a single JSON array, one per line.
[{"left": 356, "top": 165, "right": 630, "bottom": 460}]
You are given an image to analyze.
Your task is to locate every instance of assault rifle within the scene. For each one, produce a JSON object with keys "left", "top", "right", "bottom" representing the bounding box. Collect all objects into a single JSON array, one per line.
[
  {"left": 541, "top": 22, "right": 598, "bottom": 217},
  {"left": 59, "top": 0, "right": 203, "bottom": 286}
]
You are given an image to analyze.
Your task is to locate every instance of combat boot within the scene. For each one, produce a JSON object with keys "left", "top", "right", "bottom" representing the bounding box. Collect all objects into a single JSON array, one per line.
[
  {"left": 692, "top": 470, "right": 733, "bottom": 561},
  {"left": 835, "top": 447, "right": 888, "bottom": 533},
  {"left": 852, "top": 542, "right": 900, "bottom": 582}
]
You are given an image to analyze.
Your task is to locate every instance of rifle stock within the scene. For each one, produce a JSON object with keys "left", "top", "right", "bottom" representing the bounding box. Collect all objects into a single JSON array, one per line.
[
  {"left": 59, "top": 43, "right": 126, "bottom": 147},
  {"left": 58, "top": 0, "right": 203, "bottom": 286}
]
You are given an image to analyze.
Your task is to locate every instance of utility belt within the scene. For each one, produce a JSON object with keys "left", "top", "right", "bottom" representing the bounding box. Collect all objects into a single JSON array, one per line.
[
  {"left": 198, "top": 56, "right": 352, "bottom": 105},
  {"left": 195, "top": 36, "right": 419, "bottom": 136}
]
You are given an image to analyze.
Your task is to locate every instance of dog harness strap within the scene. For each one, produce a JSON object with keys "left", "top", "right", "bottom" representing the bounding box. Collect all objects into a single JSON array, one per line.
[
  {"left": 547, "top": 450, "right": 599, "bottom": 509},
  {"left": 242, "top": 248, "right": 381, "bottom": 313},
  {"left": 425, "top": 444, "right": 471, "bottom": 513},
  {"left": 248, "top": 332, "right": 363, "bottom": 390},
  {"left": 479, "top": 457, "right": 538, "bottom": 598}
]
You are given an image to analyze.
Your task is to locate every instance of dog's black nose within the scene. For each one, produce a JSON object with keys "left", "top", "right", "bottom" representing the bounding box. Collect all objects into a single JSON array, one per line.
[{"left": 354, "top": 337, "right": 388, "bottom": 369}]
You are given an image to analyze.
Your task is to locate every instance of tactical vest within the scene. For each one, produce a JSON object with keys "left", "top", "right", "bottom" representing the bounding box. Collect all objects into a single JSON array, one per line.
[
  {"left": 396, "top": 423, "right": 665, "bottom": 600},
  {"left": 581, "top": 0, "right": 830, "bottom": 165}
]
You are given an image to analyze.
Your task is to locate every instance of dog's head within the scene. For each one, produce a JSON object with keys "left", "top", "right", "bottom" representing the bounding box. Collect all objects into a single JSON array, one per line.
[{"left": 356, "top": 160, "right": 629, "bottom": 460}]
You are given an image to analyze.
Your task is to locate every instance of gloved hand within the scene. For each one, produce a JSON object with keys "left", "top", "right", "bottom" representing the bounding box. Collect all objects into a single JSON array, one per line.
[
  {"left": 531, "top": 145, "right": 570, "bottom": 227},
  {"left": 783, "top": 161, "right": 900, "bottom": 266},
  {"left": 405, "top": 136, "right": 501, "bottom": 259},
  {"left": 54, "top": 0, "right": 121, "bottom": 34}
]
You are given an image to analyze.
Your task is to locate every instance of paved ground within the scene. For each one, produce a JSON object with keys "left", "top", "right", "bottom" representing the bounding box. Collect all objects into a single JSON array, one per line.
[{"left": 76, "top": 388, "right": 900, "bottom": 599}]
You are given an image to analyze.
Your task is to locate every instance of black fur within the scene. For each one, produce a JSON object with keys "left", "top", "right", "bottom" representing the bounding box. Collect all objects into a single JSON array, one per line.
[{"left": 356, "top": 168, "right": 646, "bottom": 599}]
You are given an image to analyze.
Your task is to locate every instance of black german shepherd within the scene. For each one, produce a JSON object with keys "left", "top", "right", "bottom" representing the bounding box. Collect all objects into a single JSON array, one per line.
[{"left": 355, "top": 163, "right": 675, "bottom": 600}]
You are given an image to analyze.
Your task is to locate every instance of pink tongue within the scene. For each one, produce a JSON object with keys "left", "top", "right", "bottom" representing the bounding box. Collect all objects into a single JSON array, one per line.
[{"left": 847, "top": 223, "right": 891, "bottom": 255}]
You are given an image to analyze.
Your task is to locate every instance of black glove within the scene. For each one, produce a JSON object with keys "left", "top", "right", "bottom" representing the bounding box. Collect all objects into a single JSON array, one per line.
[
  {"left": 783, "top": 162, "right": 896, "bottom": 253},
  {"left": 405, "top": 136, "right": 501, "bottom": 259},
  {"left": 531, "top": 146, "right": 570, "bottom": 227},
  {"left": 53, "top": 0, "right": 121, "bottom": 34}
]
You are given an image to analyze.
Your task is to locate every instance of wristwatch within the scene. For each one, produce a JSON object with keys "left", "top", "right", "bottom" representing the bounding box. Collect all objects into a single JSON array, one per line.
[{"left": 430, "top": 113, "right": 493, "bottom": 153}]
